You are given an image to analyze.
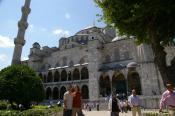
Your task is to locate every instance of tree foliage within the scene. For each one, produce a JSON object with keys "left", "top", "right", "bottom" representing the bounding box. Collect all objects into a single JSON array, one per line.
[
  {"left": 0, "top": 65, "right": 45, "bottom": 109},
  {"left": 95, "top": 0, "right": 175, "bottom": 84},
  {"left": 95, "top": 0, "right": 175, "bottom": 44}
]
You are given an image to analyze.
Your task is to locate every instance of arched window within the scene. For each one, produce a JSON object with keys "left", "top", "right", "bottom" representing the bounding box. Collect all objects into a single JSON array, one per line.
[
  {"left": 60, "top": 86, "right": 66, "bottom": 99},
  {"left": 127, "top": 71, "right": 142, "bottom": 95},
  {"left": 47, "top": 71, "right": 53, "bottom": 82},
  {"left": 69, "top": 61, "right": 74, "bottom": 67},
  {"left": 81, "top": 85, "right": 89, "bottom": 99},
  {"left": 53, "top": 87, "right": 59, "bottom": 100},
  {"left": 68, "top": 71, "right": 72, "bottom": 81},
  {"left": 73, "top": 68, "right": 80, "bottom": 80},
  {"left": 99, "top": 75, "right": 111, "bottom": 97},
  {"left": 54, "top": 71, "right": 60, "bottom": 82},
  {"left": 46, "top": 87, "right": 52, "bottom": 100},
  {"left": 61, "top": 70, "right": 67, "bottom": 81},
  {"left": 79, "top": 58, "right": 85, "bottom": 64},
  {"left": 81, "top": 67, "right": 89, "bottom": 80},
  {"left": 55, "top": 62, "right": 60, "bottom": 67},
  {"left": 112, "top": 72, "right": 127, "bottom": 94}
]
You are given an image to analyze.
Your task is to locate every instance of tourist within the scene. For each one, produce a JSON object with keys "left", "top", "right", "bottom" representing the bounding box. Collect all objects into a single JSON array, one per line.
[
  {"left": 63, "top": 85, "right": 73, "bottom": 116},
  {"left": 72, "top": 84, "right": 84, "bottom": 116},
  {"left": 159, "top": 83, "right": 175, "bottom": 116},
  {"left": 96, "top": 102, "right": 99, "bottom": 111},
  {"left": 108, "top": 93, "right": 121, "bottom": 116},
  {"left": 128, "top": 89, "right": 141, "bottom": 116}
]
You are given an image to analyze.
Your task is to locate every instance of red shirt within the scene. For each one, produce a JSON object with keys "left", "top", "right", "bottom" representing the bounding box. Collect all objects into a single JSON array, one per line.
[{"left": 73, "top": 92, "right": 82, "bottom": 108}]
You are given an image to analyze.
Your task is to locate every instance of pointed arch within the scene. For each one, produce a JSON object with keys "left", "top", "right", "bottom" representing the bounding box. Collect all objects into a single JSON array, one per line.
[
  {"left": 46, "top": 87, "right": 52, "bottom": 100},
  {"left": 53, "top": 87, "right": 59, "bottom": 100},
  {"left": 60, "top": 86, "right": 67, "bottom": 99},
  {"left": 68, "top": 71, "right": 72, "bottom": 81},
  {"left": 69, "top": 61, "right": 74, "bottom": 67},
  {"left": 81, "top": 85, "right": 89, "bottom": 99},
  {"left": 127, "top": 71, "right": 142, "bottom": 95},
  {"left": 112, "top": 72, "right": 127, "bottom": 94},
  {"left": 54, "top": 71, "right": 60, "bottom": 82},
  {"left": 47, "top": 71, "right": 53, "bottom": 82},
  {"left": 81, "top": 67, "right": 89, "bottom": 80},
  {"left": 73, "top": 68, "right": 80, "bottom": 80},
  {"left": 99, "top": 75, "right": 111, "bottom": 97},
  {"left": 61, "top": 70, "right": 67, "bottom": 81}
]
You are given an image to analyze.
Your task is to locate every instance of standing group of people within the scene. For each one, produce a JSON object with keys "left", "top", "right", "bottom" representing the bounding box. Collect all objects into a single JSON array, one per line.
[
  {"left": 62, "top": 83, "right": 175, "bottom": 116},
  {"left": 109, "top": 83, "right": 175, "bottom": 116},
  {"left": 63, "top": 85, "right": 83, "bottom": 116},
  {"left": 108, "top": 89, "right": 141, "bottom": 116}
]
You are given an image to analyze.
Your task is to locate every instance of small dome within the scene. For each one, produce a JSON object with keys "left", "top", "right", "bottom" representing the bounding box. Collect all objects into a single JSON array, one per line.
[
  {"left": 33, "top": 42, "right": 40, "bottom": 49},
  {"left": 127, "top": 62, "right": 137, "bottom": 68}
]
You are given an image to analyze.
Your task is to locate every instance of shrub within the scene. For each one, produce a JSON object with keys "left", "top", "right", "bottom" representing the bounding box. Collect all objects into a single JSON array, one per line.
[
  {"left": 0, "top": 65, "right": 45, "bottom": 109},
  {"left": 142, "top": 112, "right": 169, "bottom": 116},
  {"left": 0, "top": 101, "right": 9, "bottom": 110},
  {"left": 0, "top": 106, "right": 62, "bottom": 116}
]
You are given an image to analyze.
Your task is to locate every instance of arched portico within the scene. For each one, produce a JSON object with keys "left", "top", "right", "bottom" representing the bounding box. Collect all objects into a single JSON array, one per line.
[
  {"left": 46, "top": 87, "right": 52, "bottom": 100},
  {"left": 99, "top": 75, "right": 111, "bottom": 97},
  {"left": 60, "top": 86, "right": 66, "bottom": 99},
  {"left": 53, "top": 87, "right": 59, "bottom": 100},
  {"left": 112, "top": 72, "right": 127, "bottom": 94}
]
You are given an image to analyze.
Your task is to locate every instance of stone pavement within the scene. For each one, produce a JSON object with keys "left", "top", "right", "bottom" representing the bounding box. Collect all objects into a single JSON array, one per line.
[{"left": 83, "top": 110, "right": 132, "bottom": 116}]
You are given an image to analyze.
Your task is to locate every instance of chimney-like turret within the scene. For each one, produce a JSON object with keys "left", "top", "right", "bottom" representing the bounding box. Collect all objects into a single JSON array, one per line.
[{"left": 11, "top": 0, "right": 31, "bottom": 64}]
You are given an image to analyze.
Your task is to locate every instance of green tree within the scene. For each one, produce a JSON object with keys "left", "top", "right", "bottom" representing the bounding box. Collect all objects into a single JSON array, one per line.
[
  {"left": 95, "top": 0, "right": 175, "bottom": 85},
  {"left": 0, "top": 65, "right": 45, "bottom": 109}
]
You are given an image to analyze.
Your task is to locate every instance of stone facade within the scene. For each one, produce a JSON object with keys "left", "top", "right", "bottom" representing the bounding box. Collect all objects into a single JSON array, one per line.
[{"left": 24, "top": 26, "right": 175, "bottom": 108}]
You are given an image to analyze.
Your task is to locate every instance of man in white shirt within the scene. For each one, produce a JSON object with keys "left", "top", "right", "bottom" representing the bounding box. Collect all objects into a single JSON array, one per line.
[
  {"left": 128, "top": 89, "right": 141, "bottom": 116},
  {"left": 63, "top": 85, "right": 73, "bottom": 116}
]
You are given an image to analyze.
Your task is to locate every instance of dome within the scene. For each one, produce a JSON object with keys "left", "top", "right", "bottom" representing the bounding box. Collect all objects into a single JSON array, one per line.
[
  {"left": 32, "top": 42, "right": 40, "bottom": 49},
  {"left": 127, "top": 62, "right": 138, "bottom": 68}
]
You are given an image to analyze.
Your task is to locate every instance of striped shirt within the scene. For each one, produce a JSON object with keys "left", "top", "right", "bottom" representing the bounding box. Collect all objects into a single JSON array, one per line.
[{"left": 160, "top": 90, "right": 175, "bottom": 109}]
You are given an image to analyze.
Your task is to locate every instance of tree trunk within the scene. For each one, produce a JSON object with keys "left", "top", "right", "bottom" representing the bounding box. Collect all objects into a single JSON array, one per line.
[{"left": 148, "top": 21, "right": 169, "bottom": 86}]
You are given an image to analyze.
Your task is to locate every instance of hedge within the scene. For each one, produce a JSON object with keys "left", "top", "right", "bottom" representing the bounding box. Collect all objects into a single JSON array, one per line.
[
  {"left": 142, "top": 112, "right": 169, "bottom": 116},
  {"left": 0, "top": 105, "right": 62, "bottom": 116}
]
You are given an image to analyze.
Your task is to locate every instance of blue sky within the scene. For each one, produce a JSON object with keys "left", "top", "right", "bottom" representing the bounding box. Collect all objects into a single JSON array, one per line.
[{"left": 0, "top": 0, "right": 105, "bottom": 70}]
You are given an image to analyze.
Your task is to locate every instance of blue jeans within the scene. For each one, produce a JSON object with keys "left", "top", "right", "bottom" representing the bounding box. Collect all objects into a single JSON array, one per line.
[{"left": 63, "top": 109, "right": 72, "bottom": 116}]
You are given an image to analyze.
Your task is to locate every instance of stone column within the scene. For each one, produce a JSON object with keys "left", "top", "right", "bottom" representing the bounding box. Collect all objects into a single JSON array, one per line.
[{"left": 88, "top": 40, "right": 102, "bottom": 101}]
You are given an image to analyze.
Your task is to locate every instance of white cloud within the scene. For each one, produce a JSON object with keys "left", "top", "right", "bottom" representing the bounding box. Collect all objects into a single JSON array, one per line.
[
  {"left": 0, "top": 35, "right": 14, "bottom": 48},
  {"left": 53, "top": 29, "right": 70, "bottom": 37},
  {"left": 22, "top": 56, "right": 29, "bottom": 61},
  {"left": 65, "top": 13, "right": 71, "bottom": 19},
  {"left": 0, "top": 54, "right": 8, "bottom": 62}
]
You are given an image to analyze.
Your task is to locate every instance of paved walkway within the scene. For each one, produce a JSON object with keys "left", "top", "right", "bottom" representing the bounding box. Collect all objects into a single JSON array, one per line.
[{"left": 83, "top": 110, "right": 132, "bottom": 116}]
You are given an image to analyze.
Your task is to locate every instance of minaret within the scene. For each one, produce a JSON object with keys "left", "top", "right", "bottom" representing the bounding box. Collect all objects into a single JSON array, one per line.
[{"left": 11, "top": 0, "right": 31, "bottom": 65}]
